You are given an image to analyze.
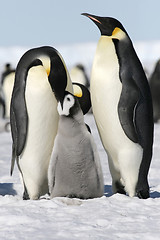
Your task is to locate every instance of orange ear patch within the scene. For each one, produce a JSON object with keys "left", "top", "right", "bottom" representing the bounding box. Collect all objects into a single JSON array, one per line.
[
  {"left": 112, "top": 27, "right": 126, "bottom": 40},
  {"left": 46, "top": 68, "right": 50, "bottom": 76},
  {"left": 73, "top": 85, "right": 83, "bottom": 98},
  {"left": 112, "top": 27, "right": 121, "bottom": 36}
]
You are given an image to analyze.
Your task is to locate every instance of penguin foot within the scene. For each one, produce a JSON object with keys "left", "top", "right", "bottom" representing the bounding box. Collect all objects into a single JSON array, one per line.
[
  {"left": 23, "top": 190, "right": 30, "bottom": 200},
  {"left": 115, "top": 181, "right": 126, "bottom": 195},
  {"left": 136, "top": 190, "right": 150, "bottom": 199}
]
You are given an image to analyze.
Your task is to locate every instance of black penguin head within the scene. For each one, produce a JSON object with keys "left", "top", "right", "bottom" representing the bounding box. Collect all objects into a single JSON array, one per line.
[
  {"left": 57, "top": 91, "right": 80, "bottom": 117},
  {"left": 32, "top": 47, "right": 68, "bottom": 103},
  {"left": 76, "top": 64, "right": 85, "bottom": 72},
  {"left": 72, "top": 82, "right": 91, "bottom": 115},
  {"left": 82, "top": 13, "right": 127, "bottom": 40},
  {"left": 155, "top": 59, "right": 160, "bottom": 74},
  {"left": 5, "top": 63, "right": 11, "bottom": 71},
  {"left": 47, "top": 50, "right": 68, "bottom": 102}
]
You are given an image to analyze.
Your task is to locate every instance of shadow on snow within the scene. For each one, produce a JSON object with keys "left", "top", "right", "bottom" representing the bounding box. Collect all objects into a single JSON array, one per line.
[
  {"left": 104, "top": 185, "right": 160, "bottom": 199},
  {"left": 0, "top": 183, "right": 17, "bottom": 196}
]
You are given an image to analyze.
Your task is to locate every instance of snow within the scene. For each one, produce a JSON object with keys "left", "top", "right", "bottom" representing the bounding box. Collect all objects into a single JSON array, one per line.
[
  {"left": 0, "top": 115, "right": 160, "bottom": 239},
  {"left": 0, "top": 41, "right": 160, "bottom": 239}
]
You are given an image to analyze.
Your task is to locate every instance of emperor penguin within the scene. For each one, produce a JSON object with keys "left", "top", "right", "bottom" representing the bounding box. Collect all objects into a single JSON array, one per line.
[
  {"left": 149, "top": 59, "right": 160, "bottom": 122},
  {"left": 1, "top": 63, "right": 15, "bottom": 119},
  {"left": 70, "top": 64, "right": 90, "bottom": 88},
  {"left": 48, "top": 91, "right": 104, "bottom": 199},
  {"left": 0, "top": 88, "right": 5, "bottom": 119},
  {"left": 82, "top": 13, "right": 153, "bottom": 199},
  {"left": 72, "top": 82, "right": 91, "bottom": 115},
  {"left": 10, "top": 46, "right": 73, "bottom": 200}
]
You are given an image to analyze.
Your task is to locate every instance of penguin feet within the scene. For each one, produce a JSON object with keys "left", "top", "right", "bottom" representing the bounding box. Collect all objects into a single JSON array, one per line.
[
  {"left": 114, "top": 180, "right": 126, "bottom": 195},
  {"left": 23, "top": 189, "right": 30, "bottom": 200},
  {"left": 136, "top": 179, "right": 150, "bottom": 199},
  {"left": 136, "top": 189, "right": 150, "bottom": 199},
  {"left": 22, "top": 185, "right": 40, "bottom": 200}
]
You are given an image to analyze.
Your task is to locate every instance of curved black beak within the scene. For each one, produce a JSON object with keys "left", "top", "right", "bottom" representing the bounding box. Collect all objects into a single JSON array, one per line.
[
  {"left": 59, "top": 95, "right": 64, "bottom": 110},
  {"left": 81, "top": 13, "right": 104, "bottom": 35},
  {"left": 81, "top": 13, "right": 102, "bottom": 24}
]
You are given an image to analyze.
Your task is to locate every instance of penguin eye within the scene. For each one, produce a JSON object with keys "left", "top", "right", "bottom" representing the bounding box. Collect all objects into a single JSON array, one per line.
[{"left": 67, "top": 97, "right": 71, "bottom": 101}]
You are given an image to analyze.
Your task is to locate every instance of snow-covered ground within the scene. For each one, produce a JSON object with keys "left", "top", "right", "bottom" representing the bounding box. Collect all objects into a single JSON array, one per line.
[
  {"left": 0, "top": 42, "right": 160, "bottom": 239},
  {"left": 0, "top": 114, "right": 160, "bottom": 240}
]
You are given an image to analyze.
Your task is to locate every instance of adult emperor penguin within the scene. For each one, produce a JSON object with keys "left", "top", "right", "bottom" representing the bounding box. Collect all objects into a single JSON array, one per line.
[
  {"left": 70, "top": 64, "right": 90, "bottom": 88},
  {"left": 1, "top": 63, "right": 15, "bottom": 119},
  {"left": 72, "top": 82, "right": 91, "bottom": 115},
  {"left": 48, "top": 91, "right": 104, "bottom": 199},
  {"left": 82, "top": 13, "right": 153, "bottom": 199},
  {"left": 149, "top": 59, "right": 160, "bottom": 122},
  {"left": 10, "top": 46, "right": 73, "bottom": 200}
]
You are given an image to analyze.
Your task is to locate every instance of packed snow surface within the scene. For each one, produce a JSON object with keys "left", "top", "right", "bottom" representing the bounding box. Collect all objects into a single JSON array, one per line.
[
  {"left": 0, "top": 114, "right": 160, "bottom": 240},
  {"left": 0, "top": 42, "right": 160, "bottom": 239}
]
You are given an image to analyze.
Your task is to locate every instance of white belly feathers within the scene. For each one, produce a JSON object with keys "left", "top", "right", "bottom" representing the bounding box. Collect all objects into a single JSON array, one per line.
[
  {"left": 91, "top": 37, "right": 143, "bottom": 193},
  {"left": 19, "top": 65, "right": 58, "bottom": 197}
]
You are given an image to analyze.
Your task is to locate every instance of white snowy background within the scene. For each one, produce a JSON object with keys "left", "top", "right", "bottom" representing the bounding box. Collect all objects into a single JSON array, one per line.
[{"left": 0, "top": 41, "right": 160, "bottom": 240}]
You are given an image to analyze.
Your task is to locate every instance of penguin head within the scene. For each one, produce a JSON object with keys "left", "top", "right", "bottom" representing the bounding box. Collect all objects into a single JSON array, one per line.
[
  {"left": 82, "top": 13, "right": 127, "bottom": 40},
  {"left": 22, "top": 47, "right": 71, "bottom": 103},
  {"left": 48, "top": 55, "right": 68, "bottom": 101},
  {"left": 72, "top": 82, "right": 91, "bottom": 114},
  {"left": 155, "top": 59, "right": 160, "bottom": 74},
  {"left": 57, "top": 91, "right": 80, "bottom": 117},
  {"left": 45, "top": 48, "right": 73, "bottom": 103},
  {"left": 39, "top": 49, "right": 69, "bottom": 102}
]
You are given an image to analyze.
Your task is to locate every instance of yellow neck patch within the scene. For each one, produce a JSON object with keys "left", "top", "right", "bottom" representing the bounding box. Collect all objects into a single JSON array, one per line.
[
  {"left": 39, "top": 56, "right": 51, "bottom": 76},
  {"left": 112, "top": 27, "right": 126, "bottom": 40},
  {"left": 73, "top": 85, "right": 83, "bottom": 98},
  {"left": 46, "top": 68, "right": 50, "bottom": 76}
]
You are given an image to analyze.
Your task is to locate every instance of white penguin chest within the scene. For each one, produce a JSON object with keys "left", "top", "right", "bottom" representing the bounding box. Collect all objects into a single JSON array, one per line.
[
  {"left": 91, "top": 37, "right": 131, "bottom": 154},
  {"left": 21, "top": 65, "right": 58, "bottom": 161},
  {"left": 3, "top": 72, "right": 15, "bottom": 118}
]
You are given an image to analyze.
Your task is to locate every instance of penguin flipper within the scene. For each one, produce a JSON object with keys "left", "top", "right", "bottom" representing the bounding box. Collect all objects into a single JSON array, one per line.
[
  {"left": 118, "top": 78, "right": 140, "bottom": 143},
  {"left": 10, "top": 90, "right": 28, "bottom": 159},
  {"left": 134, "top": 97, "right": 153, "bottom": 198},
  {"left": 10, "top": 145, "right": 16, "bottom": 176},
  {"left": 48, "top": 148, "right": 58, "bottom": 195}
]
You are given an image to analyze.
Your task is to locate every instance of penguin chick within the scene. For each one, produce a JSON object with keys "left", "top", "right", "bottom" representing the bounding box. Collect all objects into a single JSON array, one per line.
[{"left": 48, "top": 91, "right": 104, "bottom": 199}]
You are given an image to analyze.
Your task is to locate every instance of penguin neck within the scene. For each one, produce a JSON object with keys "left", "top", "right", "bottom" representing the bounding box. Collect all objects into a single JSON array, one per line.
[
  {"left": 91, "top": 36, "right": 120, "bottom": 88},
  {"left": 58, "top": 110, "right": 85, "bottom": 136}
]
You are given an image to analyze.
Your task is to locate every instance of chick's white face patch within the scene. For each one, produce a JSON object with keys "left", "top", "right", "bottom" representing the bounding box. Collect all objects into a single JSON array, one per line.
[{"left": 57, "top": 94, "right": 75, "bottom": 116}]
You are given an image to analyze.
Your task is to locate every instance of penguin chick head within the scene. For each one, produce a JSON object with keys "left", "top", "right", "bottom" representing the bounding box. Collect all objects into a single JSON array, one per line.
[
  {"left": 82, "top": 13, "right": 127, "bottom": 40},
  {"left": 57, "top": 91, "right": 80, "bottom": 117}
]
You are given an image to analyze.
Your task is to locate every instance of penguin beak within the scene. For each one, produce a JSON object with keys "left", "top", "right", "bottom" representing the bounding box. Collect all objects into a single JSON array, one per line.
[
  {"left": 59, "top": 94, "right": 64, "bottom": 110},
  {"left": 54, "top": 89, "right": 64, "bottom": 105},
  {"left": 81, "top": 13, "right": 113, "bottom": 37},
  {"left": 81, "top": 13, "right": 102, "bottom": 26},
  {"left": 48, "top": 57, "right": 68, "bottom": 104},
  {"left": 59, "top": 98, "right": 63, "bottom": 110}
]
